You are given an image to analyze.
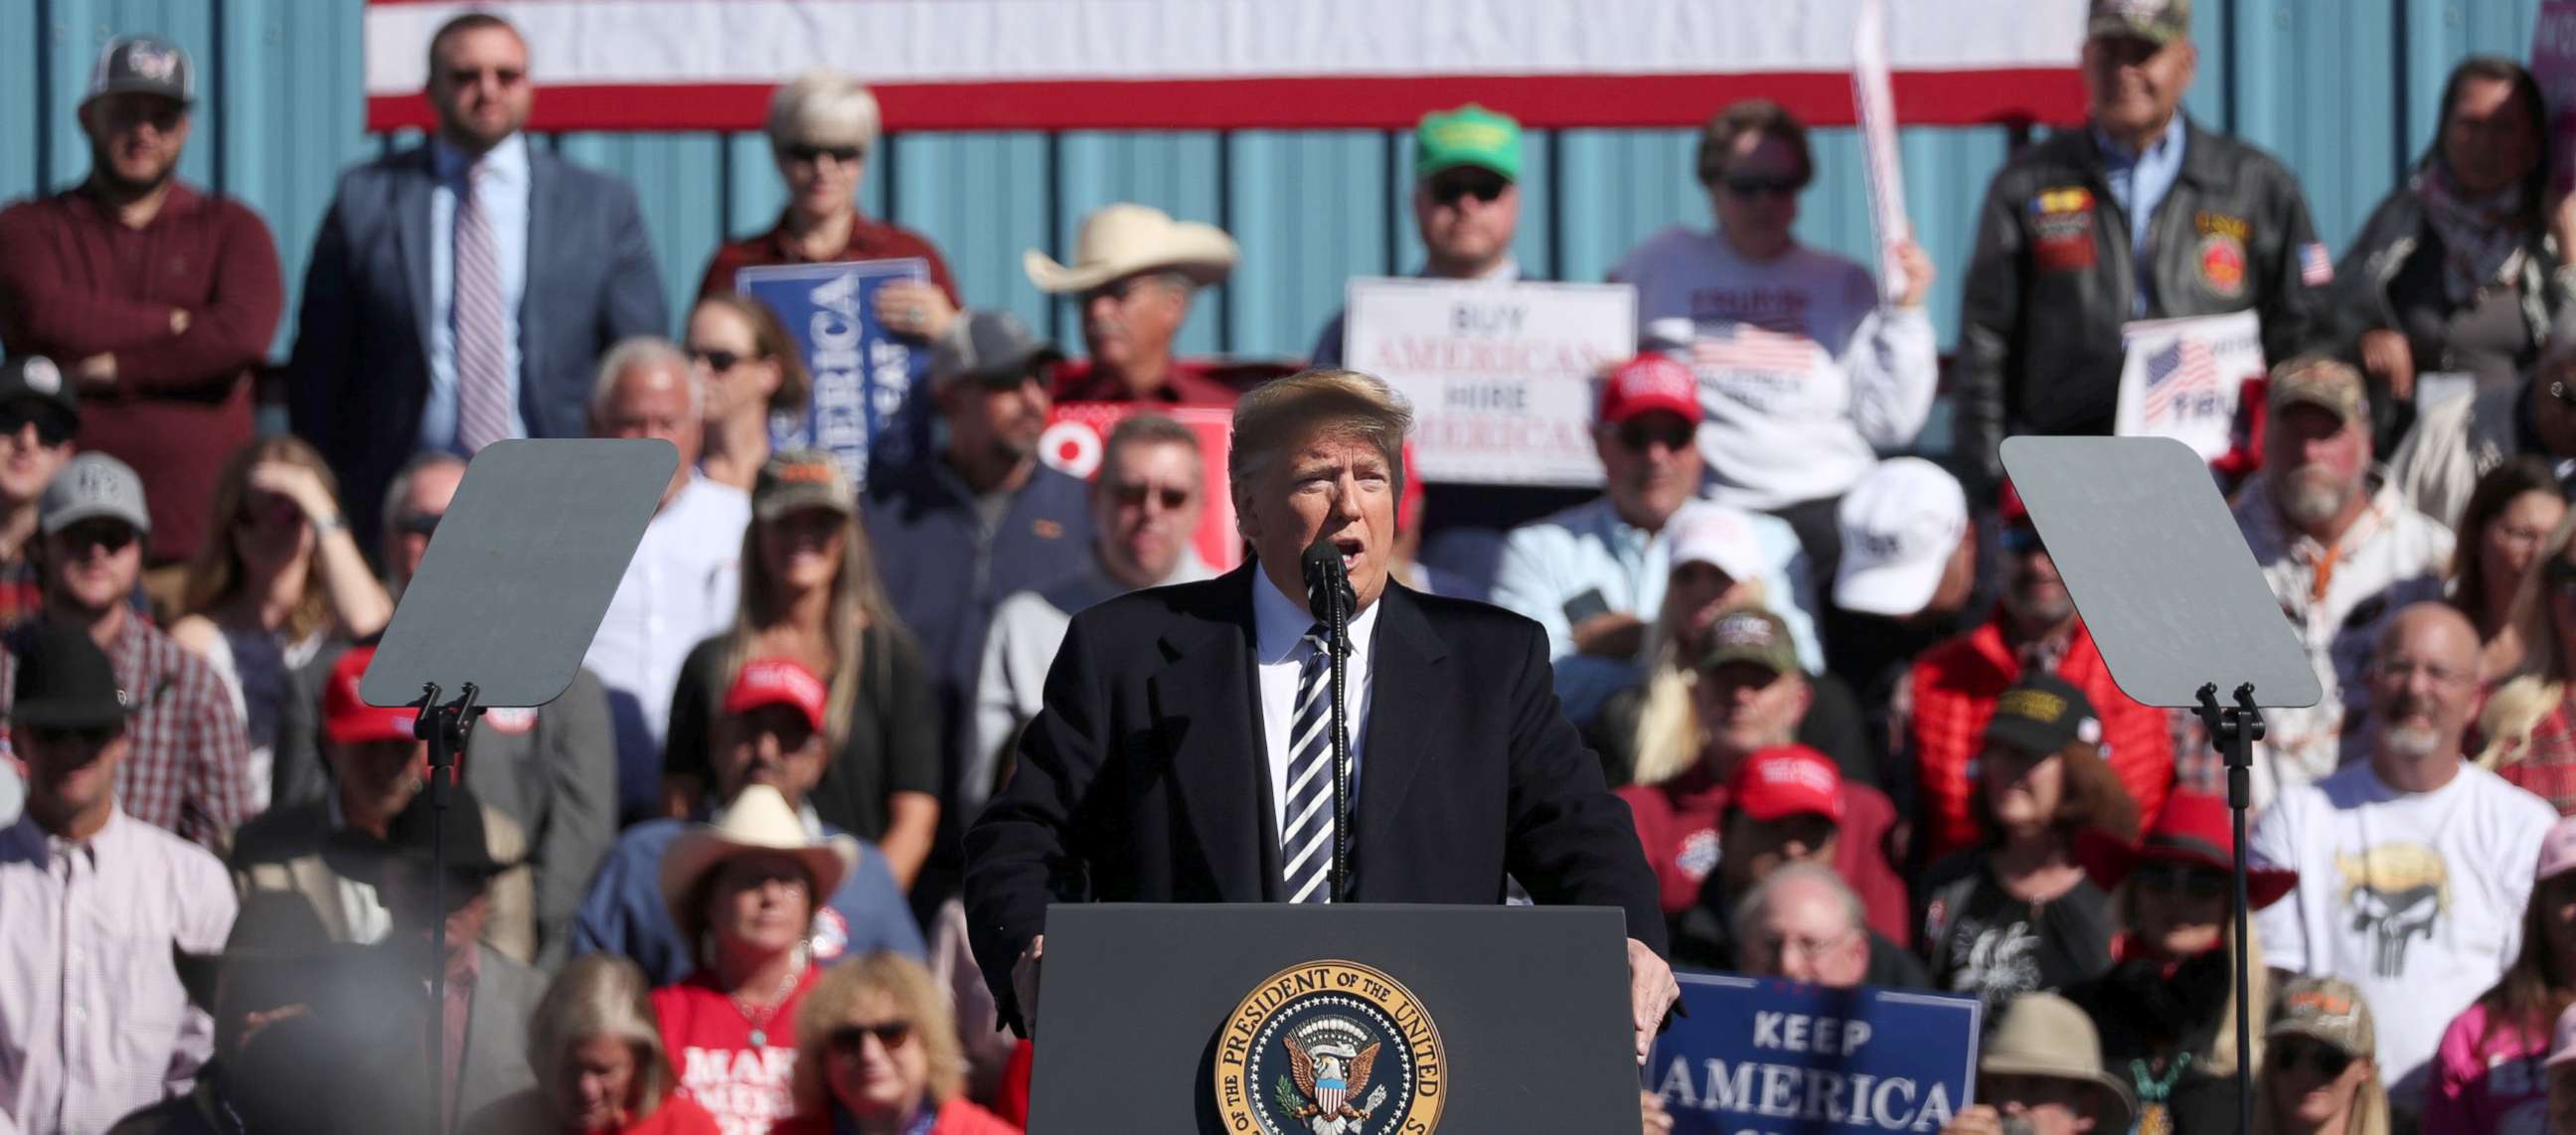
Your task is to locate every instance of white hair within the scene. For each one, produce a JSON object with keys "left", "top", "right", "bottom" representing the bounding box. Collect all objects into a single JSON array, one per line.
[
  {"left": 588, "top": 336, "right": 703, "bottom": 421},
  {"left": 1729, "top": 862, "right": 1864, "bottom": 953},
  {"left": 765, "top": 71, "right": 882, "bottom": 153}
]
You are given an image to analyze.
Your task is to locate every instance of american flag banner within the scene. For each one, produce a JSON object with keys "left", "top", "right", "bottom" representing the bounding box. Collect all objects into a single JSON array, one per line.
[
  {"left": 2142, "top": 338, "right": 2221, "bottom": 423},
  {"left": 1691, "top": 324, "right": 1824, "bottom": 374},
  {"left": 2113, "top": 310, "right": 2264, "bottom": 461},
  {"left": 2299, "top": 242, "right": 2334, "bottom": 286}
]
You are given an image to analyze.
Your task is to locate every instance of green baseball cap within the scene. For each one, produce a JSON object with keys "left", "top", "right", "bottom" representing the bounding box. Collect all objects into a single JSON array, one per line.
[
  {"left": 1415, "top": 104, "right": 1522, "bottom": 182},
  {"left": 2088, "top": 0, "right": 2189, "bottom": 46},
  {"left": 1695, "top": 607, "right": 1800, "bottom": 677}
]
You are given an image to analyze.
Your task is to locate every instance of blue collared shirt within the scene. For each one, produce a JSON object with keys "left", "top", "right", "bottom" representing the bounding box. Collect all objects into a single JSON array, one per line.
[
  {"left": 423, "top": 133, "right": 532, "bottom": 451},
  {"left": 2093, "top": 121, "right": 2187, "bottom": 315}
]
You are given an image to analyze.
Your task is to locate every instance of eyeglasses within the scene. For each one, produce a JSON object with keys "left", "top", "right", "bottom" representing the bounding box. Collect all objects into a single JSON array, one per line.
[
  {"left": 782, "top": 143, "right": 864, "bottom": 165},
  {"left": 2269, "top": 1038, "right": 2354, "bottom": 1078},
  {"left": 1615, "top": 417, "right": 1694, "bottom": 453},
  {"left": 1427, "top": 170, "right": 1510, "bottom": 207},
  {"left": 690, "top": 348, "right": 746, "bottom": 374},
  {"left": 394, "top": 510, "right": 442, "bottom": 538},
  {"left": 826, "top": 1021, "right": 914, "bottom": 1054},
  {"left": 1752, "top": 926, "right": 1858, "bottom": 965},
  {"left": 0, "top": 406, "right": 74, "bottom": 447},
  {"left": 1111, "top": 483, "right": 1195, "bottom": 511},
  {"left": 2131, "top": 862, "right": 2229, "bottom": 899},
  {"left": 1720, "top": 171, "right": 1808, "bottom": 198}
]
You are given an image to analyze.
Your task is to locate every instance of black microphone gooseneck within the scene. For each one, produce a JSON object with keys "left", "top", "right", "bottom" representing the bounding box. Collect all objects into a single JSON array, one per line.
[{"left": 1301, "top": 536, "right": 1358, "bottom": 902}]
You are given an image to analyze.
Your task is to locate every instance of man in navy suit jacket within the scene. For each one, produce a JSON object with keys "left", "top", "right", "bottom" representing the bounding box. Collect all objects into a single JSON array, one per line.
[
  {"left": 286, "top": 11, "right": 666, "bottom": 537},
  {"left": 965, "top": 368, "right": 1679, "bottom": 1063}
]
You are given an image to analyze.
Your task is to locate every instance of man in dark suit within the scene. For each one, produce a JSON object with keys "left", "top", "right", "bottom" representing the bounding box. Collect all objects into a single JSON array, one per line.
[
  {"left": 965, "top": 368, "right": 1678, "bottom": 1062},
  {"left": 285, "top": 10, "right": 668, "bottom": 539}
]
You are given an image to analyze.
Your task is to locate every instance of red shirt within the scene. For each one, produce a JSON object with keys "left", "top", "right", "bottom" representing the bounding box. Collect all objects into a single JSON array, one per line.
[
  {"left": 1616, "top": 764, "right": 1912, "bottom": 948},
  {"left": 0, "top": 182, "right": 281, "bottom": 565},
  {"left": 1046, "top": 358, "right": 1240, "bottom": 406},
  {"left": 1906, "top": 616, "right": 2175, "bottom": 862},
  {"left": 696, "top": 212, "right": 961, "bottom": 307},
  {"left": 768, "top": 1097, "right": 1023, "bottom": 1135},
  {"left": 652, "top": 967, "right": 822, "bottom": 1135}
]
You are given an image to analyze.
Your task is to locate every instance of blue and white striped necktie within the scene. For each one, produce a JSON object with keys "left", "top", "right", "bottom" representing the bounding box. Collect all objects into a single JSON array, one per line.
[{"left": 1281, "top": 622, "right": 1344, "bottom": 903}]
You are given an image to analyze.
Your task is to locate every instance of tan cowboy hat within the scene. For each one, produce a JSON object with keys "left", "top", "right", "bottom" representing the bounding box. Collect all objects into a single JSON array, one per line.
[
  {"left": 1979, "top": 994, "right": 2136, "bottom": 1130},
  {"left": 658, "top": 784, "right": 860, "bottom": 928},
  {"left": 1023, "top": 203, "right": 1239, "bottom": 294}
]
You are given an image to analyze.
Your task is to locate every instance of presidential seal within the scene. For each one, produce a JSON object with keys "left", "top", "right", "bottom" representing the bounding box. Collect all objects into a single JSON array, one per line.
[{"left": 1213, "top": 960, "right": 1444, "bottom": 1135}]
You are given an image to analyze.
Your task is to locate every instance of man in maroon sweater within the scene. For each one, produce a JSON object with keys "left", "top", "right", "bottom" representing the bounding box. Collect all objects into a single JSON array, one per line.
[{"left": 0, "top": 36, "right": 282, "bottom": 608}]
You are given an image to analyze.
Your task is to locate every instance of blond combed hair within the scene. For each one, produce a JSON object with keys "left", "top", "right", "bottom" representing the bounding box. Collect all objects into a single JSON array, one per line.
[
  {"left": 526, "top": 954, "right": 680, "bottom": 1121},
  {"left": 182, "top": 435, "right": 343, "bottom": 642},
  {"left": 1228, "top": 369, "right": 1413, "bottom": 536},
  {"left": 766, "top": 71, "right": 882, "bottom": 154},
  {"left": 2477, "top": 504, "right": 2576, "bottom": 770},
  {"left": 791, "top": 952, "right": 966, "bottom": 1116}
]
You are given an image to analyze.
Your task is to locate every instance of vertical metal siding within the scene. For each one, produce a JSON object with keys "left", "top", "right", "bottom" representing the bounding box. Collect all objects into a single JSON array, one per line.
[{"left": 0, "top": 0, "right": 2556, "bottom": 363}]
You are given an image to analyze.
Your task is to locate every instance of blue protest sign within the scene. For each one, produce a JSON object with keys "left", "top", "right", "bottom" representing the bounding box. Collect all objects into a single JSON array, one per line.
[
  {"left": 1648, "top": 975, "right": 1981, "bottom": 1133},
  {"left": 735, "top": 259, "right": 933, "bottom": 488}
]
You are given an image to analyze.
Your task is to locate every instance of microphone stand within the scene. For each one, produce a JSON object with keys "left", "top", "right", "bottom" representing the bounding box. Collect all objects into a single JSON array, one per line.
[
  {"left": 2194, "top": 682, "right": 2264, "bottom": 1135},
  {"left": 1302, "top": 540, "right": 1357, "bottom": 902}
]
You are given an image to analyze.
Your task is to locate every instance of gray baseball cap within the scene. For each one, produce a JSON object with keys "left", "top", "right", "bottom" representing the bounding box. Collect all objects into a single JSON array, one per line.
[
  {"left": 84, "top": 36, "right": 196, "bottom": 106},
  {"left": 42, "top": 452, "right": 151, "bottom": 538},
  {"left": 932, "top": 310, "right": 1064, "bottom": 388}
]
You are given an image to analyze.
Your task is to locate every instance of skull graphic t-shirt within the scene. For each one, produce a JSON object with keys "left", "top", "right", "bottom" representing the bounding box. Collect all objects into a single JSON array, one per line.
[{"left": 2250, "top": 759, "right": 2555, "bottom": 1107}]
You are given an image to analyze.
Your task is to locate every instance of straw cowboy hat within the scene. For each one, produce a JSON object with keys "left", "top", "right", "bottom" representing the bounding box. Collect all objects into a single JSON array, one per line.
[
  {"left": 659, "top": 784, "right": 860, "bottom": 927},
  {"left": 1023, "top": 203, "right": 1239, "bottom": 294},
  {"left": 1979, "top": 993, "right": 2136, "bottom": 1130}
]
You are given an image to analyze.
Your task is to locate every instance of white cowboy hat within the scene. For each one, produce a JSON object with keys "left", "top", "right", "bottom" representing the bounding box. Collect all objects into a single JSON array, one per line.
[
  {"left": 1023, "top": 203, "right": 1239, "bottom": 294},
  {"left": 1978, "top": 994, "right": 2136, "bottom": 1130},
  {"left": 658, "top": 784, "right": 859, "bottom": 928}
]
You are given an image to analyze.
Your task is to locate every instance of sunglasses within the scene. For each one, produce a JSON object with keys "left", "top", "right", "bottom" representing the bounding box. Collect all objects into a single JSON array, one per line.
[
  {"left": 1111, "top": 483, "right": 1194, "bottom": 511},
  {"left": 1720, "top": 171, "right": 1808, "bottom": 198},
  {"left": 1081, "top": 276, "right": 1160, "bottom": 306},
  {"left": 1427, "top": 170, "right": 1510, "bottom": 206},
  {"left": 56, "top": 521, "right": 137, "bottom": 554},
  {"left": 690, "top": 348, "right": 746, "bottom": 374},
  {"left": 2000, "top": 525, "right": 2044, "bottom": 557},
  {"left": 234, "top": 493, "right": 302, "bottom": 530},
  {"left": 440, "top": 66, "right": 526, "bottom": 87},
  {"left": 99, "top": 99, "right": 187, "bottom": 132},
  {"left": 1616, "top": 417, "right": 1695, "bottom": 453},
  {"left": 826, "top": 1021, "right": 914, "bottom": 1054},
  {"left": 2132, "top": 862, "right": 2229, "bottom": 899},
  {"left": 394, "top": 510, "right": 442, "bottom": 538},
  {"left": 782, "top": 143, "right": 864, "bottom": 165},
  {"left": 28, "top": 723, "right": 123, "bottom": 748},
  {"left": 2269, "top": 1038, "right": 2354, "bottom": 1078},
  {"left": 0, "top": 406, "right": 75, "bottom": 447}
]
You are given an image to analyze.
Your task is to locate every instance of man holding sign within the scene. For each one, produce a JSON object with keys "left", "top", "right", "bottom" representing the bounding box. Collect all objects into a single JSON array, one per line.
[{"left": 1954, "top": 0, "right": 2331, "bottom": 489}]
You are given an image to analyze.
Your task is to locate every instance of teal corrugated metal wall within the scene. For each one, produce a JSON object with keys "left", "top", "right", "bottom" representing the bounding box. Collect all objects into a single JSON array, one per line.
[{"left": 0, "top": 0, "right": 2549, "bottom": 362}]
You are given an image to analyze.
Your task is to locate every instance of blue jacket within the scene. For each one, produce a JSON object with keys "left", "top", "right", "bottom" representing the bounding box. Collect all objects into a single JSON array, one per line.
[
  {"left": 570, "top": 815, "right": 924, "bottom": 985},
  {"left": 866, "top": 457, "right": 1094, "bottom": 803},
  {"left": 285, "top": 142, "right": 669, "bottom": 538}
]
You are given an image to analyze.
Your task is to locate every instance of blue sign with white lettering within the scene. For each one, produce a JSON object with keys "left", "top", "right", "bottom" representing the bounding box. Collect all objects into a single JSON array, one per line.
[
  {"left": 735, "top": 259, "right": 932, "bottom": 489},
  {"left": 1647, "top": 975, "right": 1982, "bottom": 1134}
]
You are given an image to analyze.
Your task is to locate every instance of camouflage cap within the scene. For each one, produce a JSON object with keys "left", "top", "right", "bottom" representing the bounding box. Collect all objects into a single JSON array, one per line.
[{"left": 2088, "top": 0, "right": 2190, "bottom": 46}]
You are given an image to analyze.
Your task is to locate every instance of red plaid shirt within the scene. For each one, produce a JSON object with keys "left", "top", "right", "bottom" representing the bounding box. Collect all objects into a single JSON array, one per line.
[
  {"left": 0, "top": 615, "right": 254, "bottom": 851},
  {"left": 2491, "top": 695, "right": 2576, "bottom": 816}
]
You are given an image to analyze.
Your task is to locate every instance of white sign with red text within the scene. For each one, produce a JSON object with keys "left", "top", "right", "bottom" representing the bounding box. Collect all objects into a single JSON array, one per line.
[{"left": 1344, "top": 278, "right": 1636, "bottom": 486}]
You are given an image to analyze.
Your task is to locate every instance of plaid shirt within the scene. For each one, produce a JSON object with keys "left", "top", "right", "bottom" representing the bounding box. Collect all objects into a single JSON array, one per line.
[
  {"left": 2491, "top": 695, "right": 2576, "bottom": 816},
  {"left": 0, "top": 616, "right": 254, "bottom": 851}
]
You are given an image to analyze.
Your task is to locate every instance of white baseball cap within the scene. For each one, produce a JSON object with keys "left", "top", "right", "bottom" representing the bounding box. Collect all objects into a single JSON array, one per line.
[
  {"left": 1833, "top": 457, "right": 1968, "bottom": 617},
  {"left": 1666, "top": 502, "right": 1767, "bottom": 583}
]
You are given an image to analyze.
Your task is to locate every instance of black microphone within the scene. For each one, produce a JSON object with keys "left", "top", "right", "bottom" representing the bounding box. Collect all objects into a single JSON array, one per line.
[{"left": 1300, "top": 535, "right": 1356, "bottom": 621}]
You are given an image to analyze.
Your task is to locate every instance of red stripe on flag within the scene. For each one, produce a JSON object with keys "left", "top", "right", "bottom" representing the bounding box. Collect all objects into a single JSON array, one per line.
[{"left": 365, "top": 70, "right": 2084, "bottom": 133}]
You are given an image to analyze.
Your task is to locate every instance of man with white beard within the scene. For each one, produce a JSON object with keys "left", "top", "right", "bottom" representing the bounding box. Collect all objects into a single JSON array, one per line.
[
  {"left": 2233, "top": 356, "right": 2452, "bottom": 809},
  {"left": 2251, "top": 603, "right": 2553, "bottom": 1115}
]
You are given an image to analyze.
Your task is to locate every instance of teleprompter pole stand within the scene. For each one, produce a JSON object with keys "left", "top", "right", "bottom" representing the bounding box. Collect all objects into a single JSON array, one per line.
[
  {"left": 2193, "top": 682, "right": 2265, "bottom": 1135},
  {"left": 411, "top": 680, "right": 485, "bottom": 1127}
]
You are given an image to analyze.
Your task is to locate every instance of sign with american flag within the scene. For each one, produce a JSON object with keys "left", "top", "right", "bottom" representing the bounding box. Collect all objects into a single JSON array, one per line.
[{"left": 2112, "top": 311, "right": 2266, "bottom": 462}]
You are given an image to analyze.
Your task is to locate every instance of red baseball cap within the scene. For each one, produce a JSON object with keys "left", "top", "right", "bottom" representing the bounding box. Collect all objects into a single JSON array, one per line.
[
  {"left": 1727, "top": 744, "right": 1845, "bottom": 823},
  {"left": 1597, "top": 355, "right": 1701, "bottom": 426},
  {"left": 724, "top": 658, "right": 828, "bottom": 732},
  {"left": 322, "top": 646, "right": 419, "bottom": 746}
]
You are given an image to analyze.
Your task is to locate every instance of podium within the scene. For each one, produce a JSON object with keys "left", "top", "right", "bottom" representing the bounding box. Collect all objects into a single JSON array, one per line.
[{"left": 1030, "top": 902, "right": 1640, "bottom": 1132}]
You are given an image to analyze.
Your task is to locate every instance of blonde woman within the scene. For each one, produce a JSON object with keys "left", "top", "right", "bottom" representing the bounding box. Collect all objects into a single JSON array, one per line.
[
  {"left": 2254, "top": 977, "right": 2393, "bottom": 1135},
  {"left": 171, "top": 435, "right": 393, "bottom": 810},
  {"left": 696, "top": 70, "right": 960, "bottom": 345},
  {"left": 2477, "top": 506, "right": 2576, "bottom": 813},
  {"left": 773, "top": 952, "right": 1020, "bottom": 1134},
  {"left": 471, "top": 954, "right": 720, "bottom": 1134}
]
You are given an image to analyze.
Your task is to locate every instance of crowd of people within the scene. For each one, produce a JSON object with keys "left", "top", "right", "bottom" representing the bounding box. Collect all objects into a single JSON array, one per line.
[{"left": 4, "top": 1, "right": 2576, "bottom": 1133}]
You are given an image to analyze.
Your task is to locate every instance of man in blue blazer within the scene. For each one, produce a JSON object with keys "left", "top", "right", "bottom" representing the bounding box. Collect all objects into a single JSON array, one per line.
[{"left": 286, "top": 11, "right": 667, "bottom": 537}]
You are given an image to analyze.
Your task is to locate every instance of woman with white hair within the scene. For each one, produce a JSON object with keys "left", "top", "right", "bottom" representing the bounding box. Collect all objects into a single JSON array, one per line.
[
  {"left": 696, "top": 71, "right": 962, "bottom": 346},
  {"left": 470, "top": 954, "right": 721, "bottom": 1134}
]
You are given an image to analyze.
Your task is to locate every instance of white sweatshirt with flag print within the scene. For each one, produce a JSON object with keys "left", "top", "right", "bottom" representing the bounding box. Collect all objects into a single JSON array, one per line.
[{"left": 1612, "top": 227, "right": 1939, "bottom": 510}]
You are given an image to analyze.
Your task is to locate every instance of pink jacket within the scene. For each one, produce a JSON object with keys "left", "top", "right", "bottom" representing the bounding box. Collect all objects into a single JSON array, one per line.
[{"left": 2423, "top": 1002, "right": 2552, "bottom": 1135}]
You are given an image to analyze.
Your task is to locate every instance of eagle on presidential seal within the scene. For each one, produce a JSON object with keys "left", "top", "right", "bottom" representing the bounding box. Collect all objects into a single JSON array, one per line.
[{"left": 1273, "top": 1017, "right": 1392, "bottom": 1134}]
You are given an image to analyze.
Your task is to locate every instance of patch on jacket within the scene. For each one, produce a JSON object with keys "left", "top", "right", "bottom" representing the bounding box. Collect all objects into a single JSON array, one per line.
[
  {"left": 2197, "top": 231, "right": 2247, "bottom": 298},
  {"left": 2031, "top": 186, "right": 2093, "bottom": 215},
  {"left": 2194, "top": 211, "right": 2251, "bottom": 242},
  {"left": 2030, "top": 204, "right": 2097, "bottom": 272}
]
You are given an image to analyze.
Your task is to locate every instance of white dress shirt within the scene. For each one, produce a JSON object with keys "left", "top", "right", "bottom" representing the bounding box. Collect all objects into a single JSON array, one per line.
[
  {"left": 1251, "top": 569, "right": 1379, "bottom": 852},
  {"left": 583, "top": 474, "right": 750, "bottom": 798},
  {"left": 0, "top": 808, "right": 236, "bottom": 1135}
]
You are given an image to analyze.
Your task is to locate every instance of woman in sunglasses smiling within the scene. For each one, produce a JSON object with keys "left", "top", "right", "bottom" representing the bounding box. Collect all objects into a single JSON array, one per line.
[
  {"left": 775, "top": 952, "right": 1020, "bottom": 1134},
  {"left": 1608, "top": 98, "right": 1941, "bottom": 594},
  {"left": 2257, "top": 977, "right": 2392, "bottom": 1135},
  {"left": 2065, "top": 792, "right": 2299, "bottom": 1135}
]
